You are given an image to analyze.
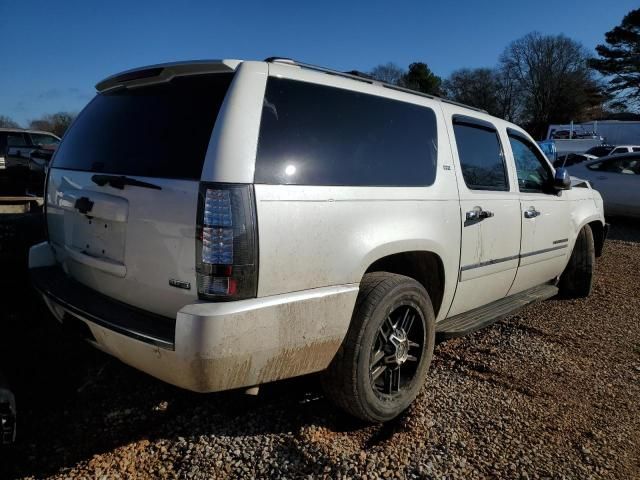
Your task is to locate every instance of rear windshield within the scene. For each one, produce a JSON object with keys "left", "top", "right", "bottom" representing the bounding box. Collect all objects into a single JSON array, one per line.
[{"left": 53, "top": 73, "right": 234, "bottom": 179}]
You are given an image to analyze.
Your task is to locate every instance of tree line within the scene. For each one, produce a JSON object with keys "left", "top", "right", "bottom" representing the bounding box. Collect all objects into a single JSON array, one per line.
[
  {"left": 0, "top": 112, "right": 75, "bottom": 137},
  {"left": 1, "top": 8, "right": 638, "bottom": 140},
  {"left": 369, "top": 8, "right": 639, "bottom": 139}
]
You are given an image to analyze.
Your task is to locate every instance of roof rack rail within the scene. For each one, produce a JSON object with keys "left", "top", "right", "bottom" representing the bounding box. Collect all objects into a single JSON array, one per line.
[
  {"left": 344, "top": 70, "right": 375, "bottom": 81},
  {"left": 265, "top": 57, "right": 375, "bottom": 86},
  {"left": 264, "top": 57, "right": 488, "bottom": 115},
  {"left": 440, "top": 98, "right": 488, "bottom": 114}
]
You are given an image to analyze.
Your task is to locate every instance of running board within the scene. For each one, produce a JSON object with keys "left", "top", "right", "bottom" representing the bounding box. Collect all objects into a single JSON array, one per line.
[{"left": 436, "top": 284, "right": 558, "bottom": 339}]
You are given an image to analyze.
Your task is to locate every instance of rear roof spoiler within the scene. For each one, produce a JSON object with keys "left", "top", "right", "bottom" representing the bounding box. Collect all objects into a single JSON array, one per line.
[{"left": 95, "top": 59, "right": 241, "bottom": 92}]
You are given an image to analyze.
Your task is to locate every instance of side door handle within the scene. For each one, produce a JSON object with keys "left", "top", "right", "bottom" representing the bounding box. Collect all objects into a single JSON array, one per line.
[
  {"left": 524, "top": 207, "right": 540, "bottom": 219},
  {"left": 466, "top": 206, "right": 494, "bottom": 221}
]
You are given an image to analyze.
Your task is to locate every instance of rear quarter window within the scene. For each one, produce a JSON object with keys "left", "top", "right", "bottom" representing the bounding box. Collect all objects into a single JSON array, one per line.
[
  {"left": 52, "top": 73, "right": 234, "bottom": 179},
  {"left": 255, "top": 78, "right": 438, "bottom": 186}
]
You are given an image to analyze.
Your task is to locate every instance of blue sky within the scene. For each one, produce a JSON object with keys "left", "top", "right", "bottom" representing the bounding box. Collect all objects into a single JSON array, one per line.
[{"left": 1, "top": 0, "right": 636, "bottom": 126}]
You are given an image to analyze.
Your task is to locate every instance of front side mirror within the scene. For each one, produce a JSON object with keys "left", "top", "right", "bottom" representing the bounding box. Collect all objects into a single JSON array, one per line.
[{"left": 553, "top": 167, "right": 572, "bottom": 190}]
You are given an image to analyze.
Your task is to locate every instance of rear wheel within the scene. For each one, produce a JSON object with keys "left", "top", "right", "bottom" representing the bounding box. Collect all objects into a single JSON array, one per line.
[
  {"left": 322, "top": 272, "right": 435, "bottom": 422},
  {"left": 558, "top": 225, "right": 595, "bottom": 298}
]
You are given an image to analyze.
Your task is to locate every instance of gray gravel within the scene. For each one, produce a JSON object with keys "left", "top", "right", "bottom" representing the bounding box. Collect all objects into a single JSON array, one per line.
[{"left": 1, "top": 219, "right": 639, "bottom": 479}]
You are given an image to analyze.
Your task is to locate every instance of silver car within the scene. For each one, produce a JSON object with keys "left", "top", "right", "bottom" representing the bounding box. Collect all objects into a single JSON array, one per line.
[{"left": 568, "top": 152, "right": 640, "bottom": 218}]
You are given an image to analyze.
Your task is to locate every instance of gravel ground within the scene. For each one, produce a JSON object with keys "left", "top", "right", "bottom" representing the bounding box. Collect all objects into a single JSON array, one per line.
[{"left": 0, "top": 218, "right": 638, "bottom": 479}]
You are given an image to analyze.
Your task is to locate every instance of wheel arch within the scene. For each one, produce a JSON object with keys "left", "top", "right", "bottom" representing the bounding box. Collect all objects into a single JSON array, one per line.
[
  {"left": 363, "top": 250, "right": 446, "bottom": 318},
  {"left": 587, "top": 220, "right": 605, "bottom": 257}
]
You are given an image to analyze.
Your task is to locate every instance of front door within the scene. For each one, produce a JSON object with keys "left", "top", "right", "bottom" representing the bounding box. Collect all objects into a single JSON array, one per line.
[
  {"left": 445, "top": 111, "right": 522, "bottom": 317},
  {"left": 506, "top": 129, "right": 571, "bottom": 294}
]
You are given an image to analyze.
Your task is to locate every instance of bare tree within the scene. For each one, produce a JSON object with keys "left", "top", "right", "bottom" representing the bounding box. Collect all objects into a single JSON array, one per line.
[
  {"left": 369, "top": 62, "right": 405, "bottom": 85},
  {"left": 499, "top": 32, "right": 604, "bottom": 138},
  {"left": 443, "top": 69, "right": 499, "bottom": 117},
  {"left": 443, "top": 68, "right": 521, "bottom": 121},
  {"left": 0, "top": 115, "right": 20, "bottom": 128},
  {"left": 29, "top": 112, "right": 76, "bottom": 137}
]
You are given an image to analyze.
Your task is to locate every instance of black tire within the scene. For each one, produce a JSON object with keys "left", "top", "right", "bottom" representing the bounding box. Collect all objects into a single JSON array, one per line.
[
  {"left": 558, "top": 225, "right": 595, "bottom": 298},
  {"left": 322, "top": 272, "right": 435, "bottom": 422}
]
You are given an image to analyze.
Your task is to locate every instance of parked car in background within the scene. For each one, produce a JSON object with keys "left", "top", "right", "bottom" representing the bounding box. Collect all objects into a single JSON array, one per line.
[
  {"left": 584, "top": 145, "right": 615, "bottom": 158},
  {"left": 550, "top": 128, "right": 600, "bottom": 140},
  {"left": 0, "top": 129, "right": 60, "bottom": 196},
  {"left": 607, "top": 145, "right": 640, "bottom": 155},
  {"left": 29, "top": 144, "right": 56, "bottom": 173},
  {"left": 0, "top": 129, "right": 60, "bottom": 169},
  {"left": 29, "top": 58, "right": 606, "bottom": 422},
  {"left": 568, "top": 152, "right": 640, "bottom": 218},
  {"left": 28, "top": 144, "right": 57, "bottom": 195},
  {"left": 553, "top": 152, "right": 598, "bottom": 168}
]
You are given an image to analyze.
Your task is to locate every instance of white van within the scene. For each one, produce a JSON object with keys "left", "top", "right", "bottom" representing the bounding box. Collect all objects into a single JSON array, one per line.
[{"left": 29, "top": 58, "right": 607, "bottom": 422}]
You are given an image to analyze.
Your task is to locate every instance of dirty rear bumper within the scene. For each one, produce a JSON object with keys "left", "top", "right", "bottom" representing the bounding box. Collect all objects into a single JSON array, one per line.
[
  {"left": 29, "top": 246, "right": 358, "bottom": 392},
  {"left": 32, "top": 266, "right": 176, "bottom": 350}
]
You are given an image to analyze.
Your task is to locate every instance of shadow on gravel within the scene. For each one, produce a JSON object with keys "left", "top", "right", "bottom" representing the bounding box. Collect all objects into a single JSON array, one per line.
[
  {"left": 0, "top": 251, "right": 369, "bottom": 479},
  {"left": 607, "top": 216, "right": 640, "bottom": 243}
]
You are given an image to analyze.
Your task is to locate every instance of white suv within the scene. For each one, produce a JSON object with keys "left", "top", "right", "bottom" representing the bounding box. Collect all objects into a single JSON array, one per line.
[{"left": 29, "top": 58, "right": 607, "bottom": 422}]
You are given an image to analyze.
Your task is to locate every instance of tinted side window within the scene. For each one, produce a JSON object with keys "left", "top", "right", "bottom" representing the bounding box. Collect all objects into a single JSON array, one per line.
[
  {"left": 30, "top": 133, "right": 60, "bottom": 145},
  {"left": 7, "top": 133, "right": 29, "bottom": 147},
  {"left": 508, "top": 133, "right": 552, "bottom": 193},
  {"left": 632, "top": 147, "right": 640, "bottom": 152},
  {"left": 453, "top": 121, "right": 508, "bottom": 191},
  {"left": 53, "top": 73, "right": 234, "bottom": 179},
  {"left": 255, "top": 78, "right": 438, "bottom": 186},
  {"left": 611, "top": 147, "right": 627, "bottom": 155}
]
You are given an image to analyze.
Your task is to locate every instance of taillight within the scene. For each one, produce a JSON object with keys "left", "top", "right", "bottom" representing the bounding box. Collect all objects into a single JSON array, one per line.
[{"left": 196, "top": 183, "right": 258, "bottom": 300}]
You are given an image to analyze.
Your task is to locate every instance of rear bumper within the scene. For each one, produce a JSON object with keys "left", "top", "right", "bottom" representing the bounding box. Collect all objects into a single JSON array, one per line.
[
  {"left": 29, "top": 243, "right": 358, "bottom": 392},
  {"left": 32, "top": 266, "right": 176, "bottom": 350}
]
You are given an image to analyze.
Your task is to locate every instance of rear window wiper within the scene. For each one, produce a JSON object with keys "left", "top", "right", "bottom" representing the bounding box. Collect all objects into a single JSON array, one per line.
[{"left": 91, "top": 174, "right": 162, "bottom": 190}]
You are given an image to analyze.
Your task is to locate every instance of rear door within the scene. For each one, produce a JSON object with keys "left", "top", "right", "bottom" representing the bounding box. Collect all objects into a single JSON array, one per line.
[
  {"left": 445, "top": 110, "right": 522, "bottom": 317},
  {"left": 506, "top": 130, "right": 571, "bottom": 294},
  {"left": 46, "top": 70, "right": 234, "bottom": 318}
]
